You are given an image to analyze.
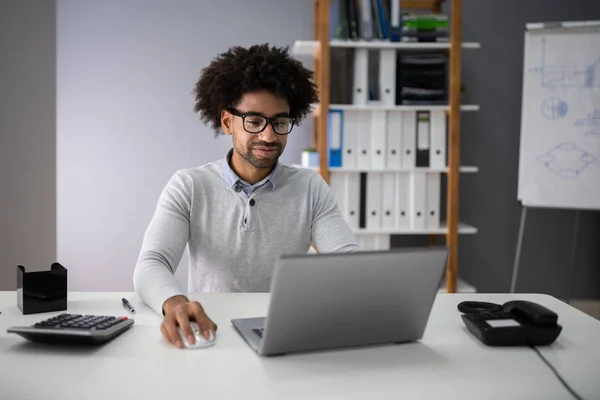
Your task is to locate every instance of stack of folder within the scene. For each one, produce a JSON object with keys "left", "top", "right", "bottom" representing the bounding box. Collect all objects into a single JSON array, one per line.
[
  {"left": 401, "top": 13, "right": 449, "bottom": 42},
  {"left": 396, "top": 52, "right": 448, "bottom": 105}
]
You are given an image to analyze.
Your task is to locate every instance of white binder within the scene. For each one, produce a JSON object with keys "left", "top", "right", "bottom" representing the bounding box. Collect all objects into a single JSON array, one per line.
[
  {"left": 426, "top": 172, "right": 441, "bottom": 229},
  {"left": 381, "top": 172, "right": 397, "bottom": 230},
  {"left": 430, "top": 110, "right": 447, "bottom": 168},
  {"left": 343, "top": 111, "right": 359, "bottom": 169},
  {"left": 370, "top": 110, "right": 387, "bottom": 170},
  {"left": 402, "top": 111, "right": 416, "bottom": 168},
  {"left": 357, "top": 112, "right": 371, "bottom": 169},
  {"left": 377, "top": 235, "right": 392, "bottom": 250},
  {"left": 379, "top": 49, "right": 396, "bottom": 106},
  {"left": 366, "top": 173, "right": 382, "bottom": 230},
  {"left": 357, "top": 235, "right": 374, "bottom": 251},
  {"left": 346, "top": 172, "right": 360, "bottom": 230},
  {"left": 329, "top": 172, "right": 346, "bottom": 220},
  {"left": 390, "top": 0, "right": 401, "bottom": 42},
  {"left": 358, "top": 0, "right": 374, "bottom": 40},
  {"left": 409, "top": 172, "right": 427, "bottom": 230},
  {"left": 395, "top": 172, "right": 410, "bottom": 229},
  {"left": 375, "top": 234, "right": 391, "bottom": 250},
  {"left": 352, "top": 49, "right": 369, "bottom": 105},
  {"left": 356, "top": 234, "right": 390, "bottom": 251},
  {"left": 386, "top": 111, "right": 403, "bottom": 169}
]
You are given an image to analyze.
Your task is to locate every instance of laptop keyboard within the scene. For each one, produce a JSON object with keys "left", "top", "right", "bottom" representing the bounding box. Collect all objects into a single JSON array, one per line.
[{"left": 252, "top": 328, "right": 264, "bottom": 338}]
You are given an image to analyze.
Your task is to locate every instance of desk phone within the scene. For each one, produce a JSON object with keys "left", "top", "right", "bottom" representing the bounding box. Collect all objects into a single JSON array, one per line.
[{"left": 458, "top": 300, "right": 562, "bottom": 346}]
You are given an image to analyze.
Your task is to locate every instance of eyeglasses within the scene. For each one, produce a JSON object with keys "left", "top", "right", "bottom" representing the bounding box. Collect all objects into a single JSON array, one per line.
[{"left": 227, "top": 108, "right": 295, "bottom": 135}]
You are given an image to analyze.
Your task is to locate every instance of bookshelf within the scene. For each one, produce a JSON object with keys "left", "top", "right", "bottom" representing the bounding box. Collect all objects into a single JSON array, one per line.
[{"left": 296, "top": 0, "right": 477, "bottom": 293}]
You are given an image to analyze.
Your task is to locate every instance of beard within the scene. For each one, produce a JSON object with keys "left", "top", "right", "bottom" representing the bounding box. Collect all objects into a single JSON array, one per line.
[{"left": 235, "top": 143, "right": 283, "bottom": 169}]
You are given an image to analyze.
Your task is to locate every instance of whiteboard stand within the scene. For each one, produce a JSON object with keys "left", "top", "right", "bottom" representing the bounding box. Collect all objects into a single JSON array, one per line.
[
  {"left": 565, "top": 210, "right": 580, "bottom": 302},
  {"left": 510, "top": 205, "right": 580, "bottom": 303},
  {"left": 509, "top": 206, "right": 528, "bottom": 293}
]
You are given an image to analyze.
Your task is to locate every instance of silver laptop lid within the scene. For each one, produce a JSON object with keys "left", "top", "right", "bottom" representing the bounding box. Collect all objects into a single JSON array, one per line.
[{"left": 258, "top": 247, "right": 448, "bottom": 356}]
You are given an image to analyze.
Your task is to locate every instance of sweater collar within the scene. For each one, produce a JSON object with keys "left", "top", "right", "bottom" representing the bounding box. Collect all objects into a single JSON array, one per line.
[{"left": 221, "top": 148, "right": 280, "bottom": 191}]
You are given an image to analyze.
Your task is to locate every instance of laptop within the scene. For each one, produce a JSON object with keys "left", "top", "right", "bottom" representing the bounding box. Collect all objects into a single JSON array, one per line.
[{"left": 231, "top": 246, "right": 448, "bottom": 356}]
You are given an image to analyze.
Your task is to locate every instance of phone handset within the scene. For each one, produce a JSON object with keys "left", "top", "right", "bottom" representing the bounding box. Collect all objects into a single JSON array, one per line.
[{"left": 502, "top": 300, "right": 559, "bottom": 327}]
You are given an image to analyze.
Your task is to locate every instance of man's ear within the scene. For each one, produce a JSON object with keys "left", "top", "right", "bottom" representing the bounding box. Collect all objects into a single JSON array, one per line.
[{"left": 221, "top": 109, "right": 233, "bottom": 136}]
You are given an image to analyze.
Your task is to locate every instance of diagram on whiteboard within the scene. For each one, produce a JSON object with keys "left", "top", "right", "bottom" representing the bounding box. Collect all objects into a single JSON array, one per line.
[
  {"left": 536, "top": 142, "right": 597, "bottom": 179},
  {"left": 574, "top": 108, "right": 600, "bottom": 136},
  {"left": 540, "top": 96, "right": 568, "bottom": 119},
  {"left": 529, "top": 37, "right": 600, "bottom": 89}
]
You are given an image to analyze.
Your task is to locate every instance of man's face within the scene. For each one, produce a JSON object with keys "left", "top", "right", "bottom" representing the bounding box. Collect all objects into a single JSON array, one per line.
[{"left": 223, "top": 90, "right": 291, "bottom": 169}]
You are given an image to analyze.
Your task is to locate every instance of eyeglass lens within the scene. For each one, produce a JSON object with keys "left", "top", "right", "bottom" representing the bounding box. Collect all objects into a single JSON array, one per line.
[{"left": 244, "top": 115, "right": 293, "bottom": 134}]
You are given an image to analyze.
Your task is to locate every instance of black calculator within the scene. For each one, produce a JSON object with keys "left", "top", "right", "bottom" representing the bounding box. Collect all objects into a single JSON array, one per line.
[{"left": 7, "top": 313, "right": 134, "bottom": 345}]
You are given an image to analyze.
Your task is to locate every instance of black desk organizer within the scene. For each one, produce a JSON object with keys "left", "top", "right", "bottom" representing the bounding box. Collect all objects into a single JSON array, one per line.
[{"left": 17, "top": 263, "right": 68, "bottom": 314}]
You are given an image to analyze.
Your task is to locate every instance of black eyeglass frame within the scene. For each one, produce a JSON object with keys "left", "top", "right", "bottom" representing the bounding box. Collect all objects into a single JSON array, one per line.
[{"left": 226, "top": 108, "right": 296, "bottom": 135}]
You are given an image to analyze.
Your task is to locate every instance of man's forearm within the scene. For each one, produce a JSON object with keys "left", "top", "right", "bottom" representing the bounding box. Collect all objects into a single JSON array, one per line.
[
  {"left": 133, "top": 253, "right": 186, "bottom": 316},
  {"left": 133, "top": 171, "right": 193, "bottom": 316}
]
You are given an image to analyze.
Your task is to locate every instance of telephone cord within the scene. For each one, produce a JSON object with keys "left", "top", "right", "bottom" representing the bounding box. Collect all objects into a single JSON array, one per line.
[
  {"left": 457, "top": 301, "right": 584, "bottom": 400},
  {"left": 530, "top": 346, "right": 584, "bottom": 400}
]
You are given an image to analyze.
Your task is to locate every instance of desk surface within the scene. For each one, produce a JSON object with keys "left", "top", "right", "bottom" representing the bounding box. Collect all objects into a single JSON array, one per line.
[{"left": 0, "top": 292, "right": 599, "bottom": 400}]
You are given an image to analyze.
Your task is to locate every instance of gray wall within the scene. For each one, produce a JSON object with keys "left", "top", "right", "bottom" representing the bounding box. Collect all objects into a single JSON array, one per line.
[
  {"left": 454, "top": 0, "right": 600, "bottom": 298},
  {"left": 0, "top": 0, "right": 56, "bottom": 290},
  {"left": 55, "top": 0, "right": 314, "bottom": 291}
]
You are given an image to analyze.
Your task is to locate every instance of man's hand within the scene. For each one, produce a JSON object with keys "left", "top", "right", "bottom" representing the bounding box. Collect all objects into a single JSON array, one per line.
[{"left": 160, "top": 295, "right": 218, "bottom": 349}]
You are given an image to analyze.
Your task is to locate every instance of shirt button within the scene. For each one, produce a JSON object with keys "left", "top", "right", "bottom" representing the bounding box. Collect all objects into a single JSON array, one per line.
[
  {"left": 234, "top": 185, "right": 241, "bottom": 192},
  {"left": 249, "top": 199, "right": 256, "bottom": 206},
  {"left": 244, "top": 218, "right": 247, "bottom": 224}
]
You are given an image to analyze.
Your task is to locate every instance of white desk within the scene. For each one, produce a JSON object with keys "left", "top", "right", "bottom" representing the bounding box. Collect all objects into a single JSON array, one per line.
[{"left": 0, "top": 292, "right": 598, "bottom": 400}]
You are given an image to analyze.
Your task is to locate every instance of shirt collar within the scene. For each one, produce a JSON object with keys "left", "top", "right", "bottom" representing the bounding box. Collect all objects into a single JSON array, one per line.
[{"left": 221, "top": 148, "right": 280, "bottom": 191}]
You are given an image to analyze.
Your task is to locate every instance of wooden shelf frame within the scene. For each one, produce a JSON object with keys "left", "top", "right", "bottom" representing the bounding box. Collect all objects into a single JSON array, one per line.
[
  {"left": 312, "top": 0, "right": 471, "bottom": 293},
  {"left": 446, "top": 0, "right": 463, "bottom": 294}
]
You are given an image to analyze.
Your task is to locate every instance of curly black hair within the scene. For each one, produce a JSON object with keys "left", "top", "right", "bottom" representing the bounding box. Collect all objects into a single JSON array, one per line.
[{"left": 193, "top": 43, "right": 319, "bottom": 136}]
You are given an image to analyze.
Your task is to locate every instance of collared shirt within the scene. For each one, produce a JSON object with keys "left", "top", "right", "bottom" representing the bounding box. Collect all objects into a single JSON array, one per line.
[{"left": 221, "top": 149, "right": 280, "bottom": 197}]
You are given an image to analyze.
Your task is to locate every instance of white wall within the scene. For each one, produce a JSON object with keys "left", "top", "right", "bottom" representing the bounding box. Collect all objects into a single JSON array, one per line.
[
  {"left": 56, "top": 0, "right": 314, "bottom": 291},
  {"left": 0, "top": 0, "right": 56, "bottom": 290}
]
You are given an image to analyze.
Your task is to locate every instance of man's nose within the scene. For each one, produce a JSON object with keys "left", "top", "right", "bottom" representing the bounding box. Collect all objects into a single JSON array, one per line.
[{"left": 259, "top": 123, "right": 278, "bottom": 142}]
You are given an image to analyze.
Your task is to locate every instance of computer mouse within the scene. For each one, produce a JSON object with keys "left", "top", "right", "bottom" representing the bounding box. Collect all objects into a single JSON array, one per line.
[{"left": 177, "top": 322, "right": 215, "bottom": 349}]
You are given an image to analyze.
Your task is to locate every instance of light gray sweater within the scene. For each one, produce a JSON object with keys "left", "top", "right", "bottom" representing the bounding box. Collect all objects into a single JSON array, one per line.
[{"left": 133, "top": 157, "right": 359, "bottom": 316}]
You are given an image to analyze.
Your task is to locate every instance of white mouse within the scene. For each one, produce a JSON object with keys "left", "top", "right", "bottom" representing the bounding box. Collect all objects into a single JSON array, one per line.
[{"left": 177, "top": 322, "right": 215, "bottom": 349}]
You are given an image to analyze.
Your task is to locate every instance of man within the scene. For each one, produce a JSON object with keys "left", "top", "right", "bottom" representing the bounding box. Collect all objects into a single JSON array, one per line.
[{"left": 133, "top": 43, "right": 359, "bottom": 349}]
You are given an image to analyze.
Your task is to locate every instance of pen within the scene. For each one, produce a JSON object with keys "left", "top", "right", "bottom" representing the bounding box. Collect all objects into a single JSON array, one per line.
[{"left": 122, "top": 298, "right": 136, "bottom": 314}]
